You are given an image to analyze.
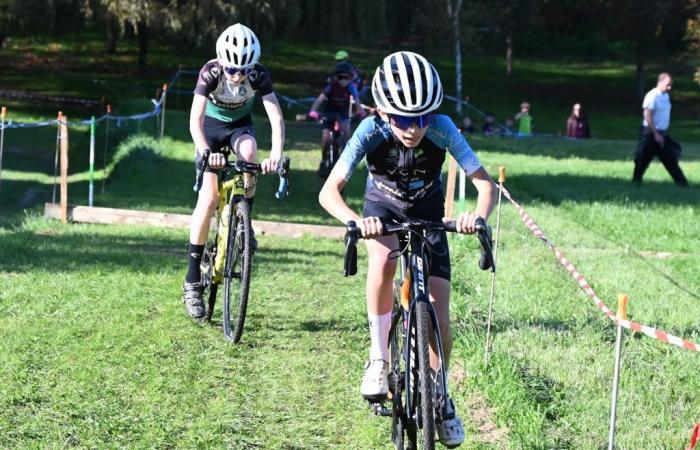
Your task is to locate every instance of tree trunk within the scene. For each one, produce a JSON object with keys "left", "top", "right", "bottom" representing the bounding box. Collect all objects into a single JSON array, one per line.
[
  {"left": 447, "top": 0, "right": 463, "bottom": 117},
  {"left": 137, "top": 20, "right": 148, "bottom": 75},
  {"left": 453, "top": 13, "right": 462, "bottom": 117},
  {"left": 506, "top": 35, "right": 513, "bottom": 76},
  {"left": 104, "top": 17, "right": 118, "bottom": 54},
  {"left": 635, "top": 38, "right": 645, "bottom": 101}
]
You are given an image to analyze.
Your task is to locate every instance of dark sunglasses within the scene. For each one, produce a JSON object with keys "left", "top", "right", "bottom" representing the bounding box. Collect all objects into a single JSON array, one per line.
[
  {"left": 224, "top": 66, "right": 252, "bottom": 76},
  {"left": 388, "top": 113, "right": 435, "bottom": 130},
  {"left": 336, "top": 74, "right": 351, "bottom": 80}
]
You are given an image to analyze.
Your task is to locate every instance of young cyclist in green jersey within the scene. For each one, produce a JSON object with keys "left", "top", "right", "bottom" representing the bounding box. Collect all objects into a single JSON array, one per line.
[
  {"left": 319, "top": 51, "right": 496, "bottom": 447},
  {"left": 183, "top": 23, "right": 285, "bottom": 319}
]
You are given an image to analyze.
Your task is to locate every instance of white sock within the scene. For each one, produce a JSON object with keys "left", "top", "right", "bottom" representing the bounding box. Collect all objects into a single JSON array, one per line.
[{"left": 368, "top": 312, "right": 391, "bottom": 362}]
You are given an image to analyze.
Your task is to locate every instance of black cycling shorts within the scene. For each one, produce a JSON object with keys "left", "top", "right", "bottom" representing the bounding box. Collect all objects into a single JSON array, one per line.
[
  {"left": 195, "top": 115, "right": 256, "bottom": 175},
  {"left": 362, "top": 191, "right": 451, "bottom": 281},
  {"left": 321, "top": 111, "right": 350, "bottom": 130}
]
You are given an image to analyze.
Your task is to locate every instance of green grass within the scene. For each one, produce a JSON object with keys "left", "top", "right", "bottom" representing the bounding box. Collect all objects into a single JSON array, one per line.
[{"left": 2, "top": 115, "right": 699, "bottom": 448}]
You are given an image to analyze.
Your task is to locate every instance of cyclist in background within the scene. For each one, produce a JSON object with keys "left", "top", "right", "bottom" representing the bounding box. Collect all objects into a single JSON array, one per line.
[
  {"left": 309, "top": 62, "right": 366, "bottom": 177},
  {"left": 319, "top": 51, "right": 496, "bottom": 448},
  {"left": 182, "top": 23, "right": 285, "bottom": 320},
  {"left": 333, "top": 49, "right": 365, "bottom": 96}
]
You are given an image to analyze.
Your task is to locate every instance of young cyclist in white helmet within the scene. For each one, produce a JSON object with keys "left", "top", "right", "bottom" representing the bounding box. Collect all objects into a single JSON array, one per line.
[
  {"left": 182, "top": 23, "right": 285, "bottom": 319},
  {"left": 319, "top": 51, "right": 496, "bottom": 447}
]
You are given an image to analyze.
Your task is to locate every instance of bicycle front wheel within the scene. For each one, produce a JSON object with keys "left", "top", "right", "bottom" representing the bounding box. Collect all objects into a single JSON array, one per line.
[
  {"left": 414, "top": 300, "right": 435, "bottom": 450},
  {"left": 223, "top": 197, "right": 252, "bottom": 343},
  {"left": 390, "top": 281, "right": 406, "bottom": 450},
  {"left": 201, "top": 228, "right": 219, "bottom": 321}
]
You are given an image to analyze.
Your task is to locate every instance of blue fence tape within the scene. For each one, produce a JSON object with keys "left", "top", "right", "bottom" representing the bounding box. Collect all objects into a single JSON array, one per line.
[{"left": 1, "top": 68, "right": 569, "bottom": 140}]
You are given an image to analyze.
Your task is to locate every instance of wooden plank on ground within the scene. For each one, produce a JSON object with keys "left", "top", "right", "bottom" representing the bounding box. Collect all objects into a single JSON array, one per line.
[{"left": 44, "top": 203, "right": 345, "bottom": 239}]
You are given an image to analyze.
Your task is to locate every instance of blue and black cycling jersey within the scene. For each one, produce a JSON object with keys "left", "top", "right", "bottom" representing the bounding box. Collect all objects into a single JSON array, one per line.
[{"left": 335, "top": 114, "right": 482, "bottom": 206}]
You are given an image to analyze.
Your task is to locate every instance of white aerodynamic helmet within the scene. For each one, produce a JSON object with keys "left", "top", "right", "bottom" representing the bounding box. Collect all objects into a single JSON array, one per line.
[
  {"left": 372, "top": 51, "right": 443, "bottom": 116},
  {"left": 216, "top": 23, "right": 261, "bottom": 68}
]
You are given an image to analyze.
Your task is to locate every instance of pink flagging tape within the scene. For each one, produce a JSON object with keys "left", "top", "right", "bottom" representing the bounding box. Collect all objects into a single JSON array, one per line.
[
  {"left": 498, "top": 185, "right": 700, "bottom": 353},
  {"left": 689, "top": 422, "right": 700, "bottom": 450}
]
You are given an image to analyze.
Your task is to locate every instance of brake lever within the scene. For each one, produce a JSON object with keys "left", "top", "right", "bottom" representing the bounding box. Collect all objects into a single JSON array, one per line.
[
  {"left": 475, "top": 218, "right": 495, "bottom": 272},
  {"left": 344, "top": 220, "right": 359, "bottom": 276}
]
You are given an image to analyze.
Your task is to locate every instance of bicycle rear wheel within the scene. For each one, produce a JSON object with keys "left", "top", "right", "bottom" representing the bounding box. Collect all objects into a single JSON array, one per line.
[{"left": 223, "top": 197, "right": 252, "bottom": 343}]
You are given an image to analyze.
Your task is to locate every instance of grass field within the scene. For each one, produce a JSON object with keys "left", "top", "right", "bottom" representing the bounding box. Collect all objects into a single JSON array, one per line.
[
  {"left": 1, "top": 106, "right": 699, "bottom": 448},
  {"left": 1, "top": 36, "right": 699, "bottom": 449}
]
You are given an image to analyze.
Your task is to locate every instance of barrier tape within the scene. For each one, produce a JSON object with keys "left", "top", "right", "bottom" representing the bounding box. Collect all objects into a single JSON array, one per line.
[
  {"left": 689, "top": 422, "right": 700, "bottom": 450},
  {"left": 498, "top": 184, "right": 700, "bottom": 353}
]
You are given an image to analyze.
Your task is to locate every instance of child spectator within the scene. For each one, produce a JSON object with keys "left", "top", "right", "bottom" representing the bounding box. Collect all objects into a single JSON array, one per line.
[
  {"left": 483, "top": 114, "right": 496, "bottom": 136},
  {"left": 462, "top": 116, "right": 475, "bottom": 133},
  {"left": 514, "top": 101, "right": 533, "bottom": 136}
]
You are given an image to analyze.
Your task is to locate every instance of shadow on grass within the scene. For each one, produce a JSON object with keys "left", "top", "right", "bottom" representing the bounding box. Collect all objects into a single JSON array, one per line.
[
  {"left": 0, "top": 228, "right": 185, "bottom": 273},
  {"left": 508, "top": 173, "right": 698, "bottom": 207},
  {"left": 471, "top": 135, "right": 700, "bottom": 163}
]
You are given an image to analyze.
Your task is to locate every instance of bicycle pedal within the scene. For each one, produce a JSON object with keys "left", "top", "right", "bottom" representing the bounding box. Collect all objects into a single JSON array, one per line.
[{"left": 368, "top": 401, "right": 392, "bottom": 417}]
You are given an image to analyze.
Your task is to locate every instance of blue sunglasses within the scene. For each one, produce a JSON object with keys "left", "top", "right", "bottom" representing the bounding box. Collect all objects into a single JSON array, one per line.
[
  {"left": 224, "top": 66, "right": 252, "bottom": 76},
  {"left": 388, "top": 113, "right": 435, "bottom": 130}
]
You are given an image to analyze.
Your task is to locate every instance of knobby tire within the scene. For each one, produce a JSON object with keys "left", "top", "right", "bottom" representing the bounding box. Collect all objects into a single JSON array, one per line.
[{"left": 223, "top": 198, "right": 252, "bottom": 343}]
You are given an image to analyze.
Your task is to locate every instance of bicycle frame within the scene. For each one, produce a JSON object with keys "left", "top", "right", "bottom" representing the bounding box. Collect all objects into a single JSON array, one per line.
[{"left": 212, "top": 170, "right": 248, "bottom": 284}]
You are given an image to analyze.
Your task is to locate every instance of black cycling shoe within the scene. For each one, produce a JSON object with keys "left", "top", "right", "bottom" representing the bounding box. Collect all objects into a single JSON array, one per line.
[{"left": 182, "top": 281, "right": 206, "bottom": 319}]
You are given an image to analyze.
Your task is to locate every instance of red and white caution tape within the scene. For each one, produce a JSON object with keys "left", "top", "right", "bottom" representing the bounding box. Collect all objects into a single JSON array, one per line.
[
  {"left": 689, "top": 422, "right": 700, "bottom": 450},
  {"left": 498, "top": 185, "right": 700, "bottom": 353}
]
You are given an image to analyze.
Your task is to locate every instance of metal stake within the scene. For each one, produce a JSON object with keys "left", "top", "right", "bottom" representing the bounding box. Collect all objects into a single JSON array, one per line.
[
  {"left": 608, "top": 294, "right": 628, "bottom": 450},
  {"left": 485, "top": 166, "right": 505, "bottom": 366}
]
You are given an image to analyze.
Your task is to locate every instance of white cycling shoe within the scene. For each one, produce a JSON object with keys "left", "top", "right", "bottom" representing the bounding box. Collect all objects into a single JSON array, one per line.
[
  {"left": 437, "top": 399, "right": 465, "bottom": 448},
  {"left": 360, "top": 359, "right": 389, "bottom": 399}
]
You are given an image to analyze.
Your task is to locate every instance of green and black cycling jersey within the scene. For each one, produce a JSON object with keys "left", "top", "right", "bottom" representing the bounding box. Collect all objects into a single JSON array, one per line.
[{"left": 194, "top": 59, "right": 274, "bottom": 124}]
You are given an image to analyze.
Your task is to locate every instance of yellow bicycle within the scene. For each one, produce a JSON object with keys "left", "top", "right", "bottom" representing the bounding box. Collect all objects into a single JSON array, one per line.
[{"left": 194, "top": 150, "right": 290, "bottom": 342}]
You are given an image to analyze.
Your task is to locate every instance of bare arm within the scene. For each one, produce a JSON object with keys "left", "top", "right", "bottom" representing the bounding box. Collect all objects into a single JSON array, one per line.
[
  {"left": 645, "top": 109, "right": 664, "bottom": 145},
  {"left": 262, "top": 93, "right": 285, "bottom": 159},
  {"left": 189, "top": 94, "right": 209, "bottom": 153},
  {"left": 452, "top": 166, "right": 496, "bottom": 234},
  {"left": 310, "top": 93, "right": 327, "bottom": 113},
  {"left": 319, "top": 170, "right": 358, "bottom": 224},
  {"left": 470, "top": 167, "right": 496, "bottom": 220}
]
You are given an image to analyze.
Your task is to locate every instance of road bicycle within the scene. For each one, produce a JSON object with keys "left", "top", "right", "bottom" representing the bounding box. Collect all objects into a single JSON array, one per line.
[
  {"left": 344, "top": 217, "right": 494, "bottom": 449},
  {"left": 194, "top": 149, "right": 290, "bottom": 342}
]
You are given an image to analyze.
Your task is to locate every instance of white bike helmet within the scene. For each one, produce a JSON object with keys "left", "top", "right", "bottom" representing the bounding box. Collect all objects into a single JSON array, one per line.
[
  {"left": 372, "top": 51, "right": 442, "bottom": 116},
  {"left": 216, "top": 24, "right": 261, "bottom": 68}
]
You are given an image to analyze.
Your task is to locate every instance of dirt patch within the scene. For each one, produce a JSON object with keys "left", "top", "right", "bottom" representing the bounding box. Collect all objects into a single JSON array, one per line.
[
  {"left": 467, "top": 392, "right": 510, "bottom": 447},
  {"left": 449, "top": 362, "right": 509, "bottom": 447}
]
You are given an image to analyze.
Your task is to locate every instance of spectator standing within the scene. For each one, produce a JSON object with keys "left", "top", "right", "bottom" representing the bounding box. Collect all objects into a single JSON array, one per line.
[
  {"left": 514, "top": 101, "right": 533, "bottom": 136},
  {"left": 632, "top": 72, "right": 688, "bottom": 187},
  {"left": 566, "top": 103, "right": 591, "bottom": 139}
]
